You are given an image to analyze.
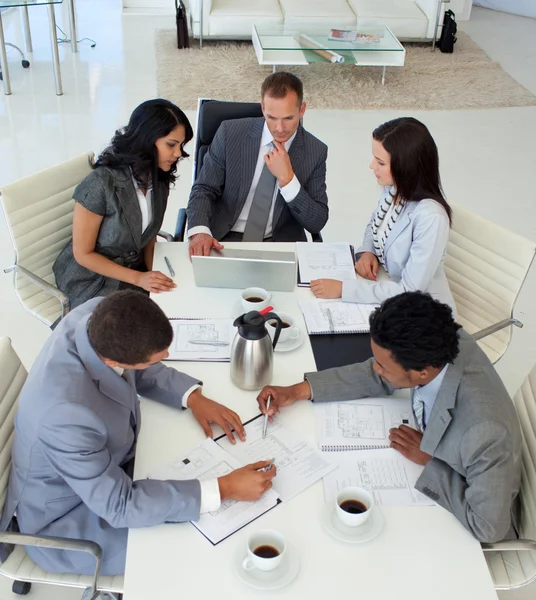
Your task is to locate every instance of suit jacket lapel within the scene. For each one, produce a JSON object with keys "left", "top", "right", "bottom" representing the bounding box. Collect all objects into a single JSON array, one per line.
[
  {"left": 237, "top": 118, "right": 265, "bottom": 221},
  {"left": 420, "top": 361, "right": 463, "bottom": 456},
  {"left": 115, "top": 167, "right": 143, "bottom": 248},
  {"left": 383, "top": 202, "right": 416, "bottom": 255},
  {"left": 273, "top": 126, "right": 304, "bottom": 230}
]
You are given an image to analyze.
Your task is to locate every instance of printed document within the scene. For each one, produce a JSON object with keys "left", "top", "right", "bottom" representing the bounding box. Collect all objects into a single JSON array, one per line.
[
  {"left": 218, "top": 415, "right": 336, "bottom": 502},
  {"left": 167, "top": 319, "right": 235, "bottom": 362},
  {"left": 150, "top": 438, "right": 279, "bottom": 545},
  {"left": 299, "top": 299, "right": 377, "bottom": 334},
  {"left": 323, "top": 448, "right": 435, "bottom": 506},
  {"left": 297, "top": 242, "right": 356, "bottom": 285}
]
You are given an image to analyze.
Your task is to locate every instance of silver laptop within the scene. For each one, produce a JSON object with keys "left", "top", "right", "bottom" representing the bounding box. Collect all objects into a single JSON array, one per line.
[{"left": 192, "top": 248, "right": 296, "bottom": 292}]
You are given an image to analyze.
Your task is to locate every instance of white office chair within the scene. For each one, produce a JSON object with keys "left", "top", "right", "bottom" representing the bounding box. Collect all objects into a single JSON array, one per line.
[
  {"left": 0, "top": 337, "right": 124, "bottom": 599},
  {"left": 445, "top": 204, "right": 536, "bottom": 363},
  {"left": 482, "top": 360, "right": 536, "bottom": 590},
  {"left": 0, "top": 153, "right": 95, "bottom": 326}
]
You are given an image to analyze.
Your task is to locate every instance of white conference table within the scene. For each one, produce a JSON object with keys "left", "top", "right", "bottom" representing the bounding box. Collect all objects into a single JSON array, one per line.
[{"left": 123, "top": 241, "right": 498, "bottom": 600}]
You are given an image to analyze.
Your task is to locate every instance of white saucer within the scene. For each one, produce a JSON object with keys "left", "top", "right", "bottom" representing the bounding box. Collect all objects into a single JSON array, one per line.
[
  {"left": 321, "top": 501, "right": 385, "bottom": 544},
  {"left": 274, "top": 329, "right": 304, "bottom": 353},
  {"left": 233, "top": 542, "right": 300, "bottom": 590}
]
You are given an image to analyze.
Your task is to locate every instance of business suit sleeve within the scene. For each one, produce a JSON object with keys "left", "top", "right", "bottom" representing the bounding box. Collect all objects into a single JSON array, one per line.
[
  {"left": 305, "top": 358, "right": 393, "bottom": 402},
  {"left": 38, "top": 403, "right": 201, "bottom": 528},
  {"left": 186, "top": 122, "right": 228, "bottom": 230},
  {"left": 134, "top": 363, "right": 201, "bottom": 410},
  {"left": 356, "top": 210, "right": 376, "bottom": 256},
  {"left": 342, "top": 207, "right": 449, "bottom": 304},
  {"left": 416, "top": 421, "right": 517, "bottom": 542},
  {"left": 286, "top": 145, "right": 329, "bottom": 234}
]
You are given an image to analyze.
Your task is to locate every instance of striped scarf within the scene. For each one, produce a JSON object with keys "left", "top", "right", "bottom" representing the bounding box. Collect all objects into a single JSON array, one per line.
[{"left": 371, "top": 188, "right": 405, "bottom": 269}]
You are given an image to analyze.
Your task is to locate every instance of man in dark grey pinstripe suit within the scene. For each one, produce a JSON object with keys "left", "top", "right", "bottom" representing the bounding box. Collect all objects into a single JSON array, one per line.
[{"left": 187, "top": 72, "right": 329, "bottom": 256}]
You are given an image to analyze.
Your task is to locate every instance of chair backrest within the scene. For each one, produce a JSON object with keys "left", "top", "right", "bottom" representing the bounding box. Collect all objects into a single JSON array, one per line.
[
  {"left": 513, "top": 361, "right": 536, "bottom": 541},
  {"left": 0, "top": 338, "right": 27, "bottom": 514},
  {"left": 444, "top": 203, "right": 535, "bottom": 362},
  {"left": 192, "top": 98, "right": 263, "bottom": 182},
  {"left": 0, "top": 152, "right": 94, "bottom": 323}
]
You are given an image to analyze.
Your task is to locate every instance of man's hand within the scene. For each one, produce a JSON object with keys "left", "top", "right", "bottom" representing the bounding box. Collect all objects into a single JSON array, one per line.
[
  {"left": 389, "top": 425, "right": 432, "bottom": 466},
  {"left": 218, "top": 460, "right": 277, "bottom": 502},
  {"left": 257, "top": 382, "right": 311, "bottom": 422},
  {"left": 310, "top": 279, "right": 343, "bottom": 299},
  {"left": 355, "top": 252, "right": 379, "bottom": 281},
  {"left": 188, "top": 390, "right": 246, "bottom": 444},
  {"left": 188, "top": 233, "right": 223, "bottom": 258},
  {"left": 265, "top": 141, "right": 294, "bottom": 187}
]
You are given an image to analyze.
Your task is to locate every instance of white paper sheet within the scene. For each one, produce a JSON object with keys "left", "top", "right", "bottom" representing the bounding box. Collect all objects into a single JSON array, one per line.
[
  {"left": 167, "top": 319, "right": 235, "bottom": 361},
  {"left": 315, "top": 397, "right": 415, "bottom": 451},
  {"left": 299, "top": 299, "right": 377, "bottom": 334},
  {"left": 151, "top": 438, "right": 279, "bottom": 544},
  {"left": 296, "top": 242, "right": 356, "bottom": 285},
  {"left": 217, "top": 415, "right": 336, "bottom": 502},
  {"left": 323, "top": 448, "right": 435, "bottom": 506}
]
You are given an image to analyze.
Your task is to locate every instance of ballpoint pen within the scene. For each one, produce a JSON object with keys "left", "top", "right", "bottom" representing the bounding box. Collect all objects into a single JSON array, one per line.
[
  {"left": 262, "top": 396, "right": 272, "bottom": 439},
  {"left": 327, "top": 307, "right": 335, "bottom": 333},
  {"left": 258, "top": 458, "right": 275, "bottom": 473},
  {"left": 164, "top": 256, "right": 175, "bottom": 277},
  {"left": 188, "top": 340, "right": 229, "bottom": 346}
]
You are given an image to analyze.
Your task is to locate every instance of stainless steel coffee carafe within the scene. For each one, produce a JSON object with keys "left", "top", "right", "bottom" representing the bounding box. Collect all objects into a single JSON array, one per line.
[{"left": 230, "top": 311, "right": 282, "bottom": 391}]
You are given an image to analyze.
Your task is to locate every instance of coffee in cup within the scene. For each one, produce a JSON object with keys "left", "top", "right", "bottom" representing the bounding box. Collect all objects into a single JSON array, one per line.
[
  {"left": 266, "top": 311, "right": 300, "bottom": 344},
  {"left": 242, "top": 529, "right": 286, "bottom": 572},
  {"left": 335, "top": 487, "right": 374, "bottom": 527},
  {"left": 241, "top": 287, "right": 271, "bottom": 312}
]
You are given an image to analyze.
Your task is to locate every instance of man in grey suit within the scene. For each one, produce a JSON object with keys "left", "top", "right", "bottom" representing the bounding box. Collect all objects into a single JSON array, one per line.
[
  {"left": 0, "top": 291, "right": 276, "bottom": 575},
  {"left": 257, "top": 292, "right": 522, "bottom": 543},
  {"left": 187, "top": 71, "right": 328, "bottom": 256}
]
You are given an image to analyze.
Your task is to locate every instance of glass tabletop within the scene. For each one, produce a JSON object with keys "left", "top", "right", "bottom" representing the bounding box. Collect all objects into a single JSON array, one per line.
[
  {"left": 0, "top": 0, "right": 62, "bottom": 8},
  {"left": 253, "top": 25, "right": 403, "bottom": 53}
]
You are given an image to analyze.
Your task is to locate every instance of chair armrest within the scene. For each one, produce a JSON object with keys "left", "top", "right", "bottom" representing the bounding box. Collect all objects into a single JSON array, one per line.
[
  {"left": 174, "top": 208, "right": 187, "bottom": 242},
  {"left": 157, "top": 230, "right": 174, "bottom": 242},
  {"left": 0, "top": 531, "right": 102, "bottom": 598},
  {"left": 482, "top": 539, "right": 536, "bottom": 552},
  {"left": 472, "top": 318, "right": 523, "bottom": 341},
  {"left": 4, "top": 265, "right": 70, "bottom": 318}
]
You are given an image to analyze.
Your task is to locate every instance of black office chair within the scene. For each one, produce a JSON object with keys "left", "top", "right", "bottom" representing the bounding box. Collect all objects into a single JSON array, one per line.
[{"left": 174, "top": 98, "right": 323, "bottom": 242}]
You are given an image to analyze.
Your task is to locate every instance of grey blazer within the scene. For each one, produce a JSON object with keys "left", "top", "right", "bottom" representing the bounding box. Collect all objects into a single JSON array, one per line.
[
  {"left": 305, "top": 330, "right": 522, "bottom": 543},
  {"left": 53, "top": 166, "right": 169, "bottom": 309},
  {"left": 0, "top": 298, "right": 203, "bottom": 575},
  {"left": 186, "top": 118, "right": 329, "bottom": 241},
  {"left": 343, "top": 198, "right": 456, "bottom": 313}
]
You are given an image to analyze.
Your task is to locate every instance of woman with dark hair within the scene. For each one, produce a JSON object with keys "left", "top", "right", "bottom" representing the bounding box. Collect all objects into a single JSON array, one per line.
[
  {"left": 311, "top": 117, "right": 456, "bottom": 313},
  {"left": 53, "top": 99, "right": 193, "bottom": 308}
]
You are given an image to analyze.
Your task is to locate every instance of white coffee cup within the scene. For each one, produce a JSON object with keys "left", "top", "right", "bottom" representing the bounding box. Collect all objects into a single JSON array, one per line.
[
  {"left": 241, "top": 287, "right": 271, "bottom": 312},
  {"left": 242, "top": 529, "right": 286, "bottom": 573},
  {"left": 335, "top": 487, "right": 374, "bottom": 528},
  {"left": 266, "top": 311, "right": 300, "bottom": 344}
]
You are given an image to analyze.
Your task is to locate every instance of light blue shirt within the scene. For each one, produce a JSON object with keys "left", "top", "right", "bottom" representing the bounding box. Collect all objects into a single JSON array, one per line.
[{"left": 413, "top": 364, "right": 449, "bottom": 428}]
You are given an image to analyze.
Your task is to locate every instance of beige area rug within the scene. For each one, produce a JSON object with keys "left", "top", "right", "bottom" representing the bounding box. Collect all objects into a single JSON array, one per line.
[{"left": 155, "top": 29, "right": 536, "bottom": 111}]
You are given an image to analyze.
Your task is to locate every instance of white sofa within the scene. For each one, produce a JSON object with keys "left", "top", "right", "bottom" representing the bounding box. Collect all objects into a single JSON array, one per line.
[{"left": 188, "top": 0, "right": 447, "bottom": 43}]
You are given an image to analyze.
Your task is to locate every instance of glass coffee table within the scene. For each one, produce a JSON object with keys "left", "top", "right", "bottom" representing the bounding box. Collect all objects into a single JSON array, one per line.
[{"left": 252, "top": 24, "right": 405, "bottom": 85}]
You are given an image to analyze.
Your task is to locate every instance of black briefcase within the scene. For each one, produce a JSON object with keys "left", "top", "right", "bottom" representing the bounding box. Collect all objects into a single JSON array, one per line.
[
  {"left": 176, "top": 0, "right": 190, "bottom": 49},
  {"left": 438, "top": 9, "right": 457, "bottom": 53}
]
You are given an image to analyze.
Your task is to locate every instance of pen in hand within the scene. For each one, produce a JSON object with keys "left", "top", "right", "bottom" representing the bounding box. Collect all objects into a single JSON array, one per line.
[
  {"left": 257, "top": 458, "right": 275, "bottom": 472},
  {"left": 164, "top": 256, "right": 175, "bottom": 278},
  {"left": 262, "top": 396, "right": 272, "bottom": 439}
]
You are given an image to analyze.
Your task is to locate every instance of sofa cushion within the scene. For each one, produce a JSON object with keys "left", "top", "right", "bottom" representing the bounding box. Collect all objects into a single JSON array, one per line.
[
  {"left": 350, "top": 0, "right": 428, "bottom": 39},
  {"left": 279, "top": 0, "right": 357, "bottom": 28},
  {"left": 209, "top": 0, "right": 284, "bottom": 37}
]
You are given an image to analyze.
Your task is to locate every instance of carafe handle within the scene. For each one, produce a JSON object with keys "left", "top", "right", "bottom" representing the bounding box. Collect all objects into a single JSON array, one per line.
[{"left": 263, "top": 312, "right": 282, "bottom": 350}]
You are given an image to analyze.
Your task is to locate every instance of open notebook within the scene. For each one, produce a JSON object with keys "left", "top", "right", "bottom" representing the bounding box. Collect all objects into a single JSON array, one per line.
[
  {"left": 299, "top": 299, "right": 378, "bottom": 335},
  {"left": 315, "top": 397, "right": 416, "bottom": 451}
]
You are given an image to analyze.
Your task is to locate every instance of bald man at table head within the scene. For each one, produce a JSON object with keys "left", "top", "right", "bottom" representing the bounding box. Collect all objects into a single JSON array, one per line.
[
  {"left": 258, "top": 292, "right": 522, "bottom": 543},
  {"left": 0, "top": 290, "right": 276, "bottom": 575},
  {"left": 186, "top": 71, "right": 329, "bottom": 256}
]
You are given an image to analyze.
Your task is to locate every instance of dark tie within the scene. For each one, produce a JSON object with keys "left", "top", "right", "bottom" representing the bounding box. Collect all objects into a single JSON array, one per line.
[{"left": 243, "top": 147, "right": 277, "bottom": 242}]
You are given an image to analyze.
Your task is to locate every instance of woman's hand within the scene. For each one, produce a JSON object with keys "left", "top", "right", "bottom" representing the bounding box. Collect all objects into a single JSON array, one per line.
[
  {"left": 355, "top": 252, "right": 379, "bottom": 281},
  {"left": 310, "top": 279, "right": 343, "bottom": 299},
  {"left": 136, "top": 271, "right": 176, "bottom": 293}
]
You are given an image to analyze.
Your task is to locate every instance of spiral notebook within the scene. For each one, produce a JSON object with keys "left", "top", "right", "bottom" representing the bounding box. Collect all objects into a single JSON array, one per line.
[
  {"left": 315, "top": 397, "right": 415, "bottom": 451},
  {"left": 298, "top": 299, "right": 378, "bottom": 335}
]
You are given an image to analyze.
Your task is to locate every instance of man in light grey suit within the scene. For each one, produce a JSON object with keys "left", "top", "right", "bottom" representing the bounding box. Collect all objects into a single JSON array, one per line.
[
  {"left": 257, "top": 292, "right": 522, "bottom": 543},
  {"left": 187, "top": 71, "right": 328, "bottom": 256},
  {"left": 0, "top": 291, "right": 276, "bottom": 575}
]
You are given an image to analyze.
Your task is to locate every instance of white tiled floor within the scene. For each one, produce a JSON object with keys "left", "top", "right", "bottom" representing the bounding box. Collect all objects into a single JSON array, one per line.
[{"left": 0, "top": 3, "right": 535, "bottom": 598}]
